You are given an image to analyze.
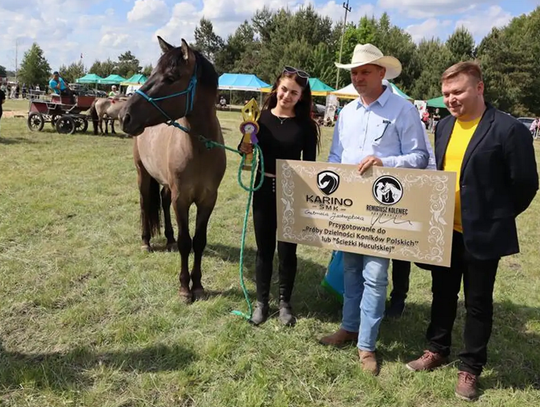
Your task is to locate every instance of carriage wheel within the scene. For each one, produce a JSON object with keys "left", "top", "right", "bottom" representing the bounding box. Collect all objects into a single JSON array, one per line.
[
  {"left": 51, "top": 114, "right": 61, "bottom": 128},
  {"left": 74, "top": 117, "right": 89, "bottom": 133},
  {"left": 27, "top": 112, "right": 45, "bottom": 132},
  {"left": 56, "top": 116, "right": 76, "bottom": 135}
]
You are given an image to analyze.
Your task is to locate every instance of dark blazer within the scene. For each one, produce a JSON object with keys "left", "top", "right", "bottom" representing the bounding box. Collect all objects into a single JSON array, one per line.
[{"left": 435, "top": 103, "right": 538, "bottom": 260}]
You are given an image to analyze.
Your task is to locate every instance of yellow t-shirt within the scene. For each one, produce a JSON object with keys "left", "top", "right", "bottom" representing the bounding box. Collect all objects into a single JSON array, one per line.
[{"left": 443, "top": 117, "right": 481, "bottom": 232}]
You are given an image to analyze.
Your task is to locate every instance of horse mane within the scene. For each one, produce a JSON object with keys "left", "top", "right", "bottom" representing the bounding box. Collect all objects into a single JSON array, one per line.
[
  {"left": 158, "top": 47, "right": 218, "bottom": 93},
  {"left": 194, "top": 50, "right": 218, "bottom": 91}
]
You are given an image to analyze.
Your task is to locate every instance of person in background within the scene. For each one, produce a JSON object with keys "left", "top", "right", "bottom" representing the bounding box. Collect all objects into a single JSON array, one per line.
[
  {"left": 529, "top": 117, "right": 539, "bottom": 137},
  {"left": 422, "top": 109, "right": 430, "bottom": 129},
  {"left": 406, "top": 61, "right": 538, "bottom": 401},
  {"left": 49, "top": 72, "right": 74, "bottom": 103},
  {"left": 0, "top": 85, "right": 6, "bottom": 133},
  {"left": 238, "top": 66, "right": 320, "bottom": 326},
  {"left": 108, "top": 85, "right": 120, "bottom": 98}
]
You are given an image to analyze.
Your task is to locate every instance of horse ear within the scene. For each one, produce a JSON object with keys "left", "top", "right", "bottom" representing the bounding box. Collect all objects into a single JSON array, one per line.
[
  {"left": 157, "top": 36, "right": 173, "bottom": 54},
  {"left": 180, "top": 39, "right": 190, "bottom": 61}
]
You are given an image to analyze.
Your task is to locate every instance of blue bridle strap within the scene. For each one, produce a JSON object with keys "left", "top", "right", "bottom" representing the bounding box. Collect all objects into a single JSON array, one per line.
[{"left": 135, "top": 63, "right": 198, "bottom": 133}]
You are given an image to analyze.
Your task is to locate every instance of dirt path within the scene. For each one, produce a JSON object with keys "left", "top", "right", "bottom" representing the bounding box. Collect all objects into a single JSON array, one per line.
[{"left": 2, "top": 111, "right": 27, "bottom": 118}]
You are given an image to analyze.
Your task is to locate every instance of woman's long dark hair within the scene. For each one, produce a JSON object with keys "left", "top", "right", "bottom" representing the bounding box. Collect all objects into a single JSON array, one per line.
[{"left": 262, "top": 72, "right": 321, "bottom": 151}]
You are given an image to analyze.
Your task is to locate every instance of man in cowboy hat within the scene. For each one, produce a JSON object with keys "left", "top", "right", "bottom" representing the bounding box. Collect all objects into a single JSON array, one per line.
[{"left": 319, "top": 44, "right": 431, "bottom": 375}]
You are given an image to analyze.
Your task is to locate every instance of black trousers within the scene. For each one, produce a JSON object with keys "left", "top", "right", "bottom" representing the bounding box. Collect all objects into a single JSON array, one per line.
[
  {"left": 390, "top": 259, "right": 410, "bottom": 302},
  {"left": 427, "top": 232, "right": 499, "bottom": 376},
  {"left": 252, "top": 175, "right": 297, "bottom": 303}
]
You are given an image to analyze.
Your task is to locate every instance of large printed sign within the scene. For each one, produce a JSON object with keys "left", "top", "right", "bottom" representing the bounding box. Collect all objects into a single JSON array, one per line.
[{"left": 276, "top": 160, "right": 456, "bottom": 267}]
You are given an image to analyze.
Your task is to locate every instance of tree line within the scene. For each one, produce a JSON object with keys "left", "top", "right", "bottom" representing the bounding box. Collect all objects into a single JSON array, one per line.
[
  {"left": 4, "top": 5, "right": 539, "bottom": 116},
  {"left": 2, "top": 46, "right": 153, "bottom": 90},
  {"left": 193, "top": 5, "right": 540, "bottom": 116}
]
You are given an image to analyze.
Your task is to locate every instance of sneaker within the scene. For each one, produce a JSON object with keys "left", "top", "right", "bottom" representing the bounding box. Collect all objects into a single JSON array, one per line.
[
  {"left": 406, "top": 350, "right": 449, "bottom": 371},
  {"left": 319, "top": 328, "right": 358, "bottom": 348},
  {"left": 385, "top": 299, "right": 405, "bottom": 319},
  {"left": 359, "top": 350, "right": 380, "bottom": 376},
  {"left": 455, "top": 371, "right": 479, "bottom": 401}
]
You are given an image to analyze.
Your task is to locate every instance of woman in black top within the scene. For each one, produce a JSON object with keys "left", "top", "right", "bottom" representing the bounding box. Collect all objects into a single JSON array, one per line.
[{"left": 239, "top": 67, "right": 320, "bottom": 326}]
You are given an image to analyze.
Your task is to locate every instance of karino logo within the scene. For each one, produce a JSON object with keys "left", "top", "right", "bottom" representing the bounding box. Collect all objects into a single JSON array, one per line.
[
  {"left": 317, "top": 171, "right": 340, "bottom": 195},
  {"left": 372, "top": 175, "right": 403, "bottom": 205}
]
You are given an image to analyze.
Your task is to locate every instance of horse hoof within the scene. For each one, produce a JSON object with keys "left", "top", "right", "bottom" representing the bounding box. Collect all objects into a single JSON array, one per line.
[
  {"left": 166, "top": 243, "right": 178, "bottom": 252},
  {"left": 141, "top": 244, "right": 153, "bottom": 253},
  {"left": 179, "top": 289, "right": 193, "bottom": 304},
  {"left": 192, "top": 288, "right": 206, "bottom": 301}
]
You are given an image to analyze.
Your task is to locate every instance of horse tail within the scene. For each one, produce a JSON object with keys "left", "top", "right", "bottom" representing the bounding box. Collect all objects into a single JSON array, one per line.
[
  {"left": 143, "top": 176, "right": 162, "bottom": 238},
  {"left": 89, "top": 99, "right": 99, "bottom": 135}
]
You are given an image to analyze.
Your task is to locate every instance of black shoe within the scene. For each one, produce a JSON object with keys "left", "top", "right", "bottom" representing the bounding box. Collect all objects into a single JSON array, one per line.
[
  {"left": 385, "top": 299, "right": 405, "bottom": 319},
  {"left": 250, "top": 302, "right": 269, "bottom": 325},
  {"left": 278, "top": 301, "right": 296, "bottom": 326}
]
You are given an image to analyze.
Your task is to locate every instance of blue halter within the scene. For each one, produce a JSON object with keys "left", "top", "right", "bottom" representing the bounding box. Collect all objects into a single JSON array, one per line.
[{"left": 135, "top": 63, "right": 198, "bottom": 133}]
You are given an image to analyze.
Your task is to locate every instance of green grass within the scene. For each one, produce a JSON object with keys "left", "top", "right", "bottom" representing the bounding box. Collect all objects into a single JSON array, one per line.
[
  {"left": 1, "top": 113, "right": 539, "bottom": 407},
  {"left": 1, "top": 98, "right": 29, "bottom": 113}
]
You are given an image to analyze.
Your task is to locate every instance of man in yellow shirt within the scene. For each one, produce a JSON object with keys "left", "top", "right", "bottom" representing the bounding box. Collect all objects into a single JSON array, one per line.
[{"left": 406, "top": 62, "right": 538, "bottom": 401}]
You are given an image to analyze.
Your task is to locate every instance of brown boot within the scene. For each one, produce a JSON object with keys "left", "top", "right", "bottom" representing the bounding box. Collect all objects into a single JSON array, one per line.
[
  {"left": 455, "top": 371, "right": 479, "bottom": 401},
  {"left": 406, "top": 350, "right": 449, "bottom": 372},
  {"left": 319, "top": 328, "right": 358, "bottom": 347},
  {"left": 359, "top": 350, "right": 379, "bottom": 376}
]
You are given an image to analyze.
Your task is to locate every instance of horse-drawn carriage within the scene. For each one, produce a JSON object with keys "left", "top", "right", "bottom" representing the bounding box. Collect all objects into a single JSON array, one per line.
[{"left": 27, "top": 94, "right": 97, "bottom": 134}]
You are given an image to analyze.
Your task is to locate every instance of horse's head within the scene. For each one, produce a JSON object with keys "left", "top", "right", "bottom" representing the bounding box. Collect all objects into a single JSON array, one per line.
[{"left": 120, "top": 36, "right": 217, "bottom": 136}]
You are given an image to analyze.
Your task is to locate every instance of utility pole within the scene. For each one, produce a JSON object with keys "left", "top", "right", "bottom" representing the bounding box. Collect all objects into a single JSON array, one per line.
[
  {"left": 335, "top": 0, "right": 352, "bottom": 89},
  {"left": 15, "top": 39, "right": 19, "bottom": 81}
]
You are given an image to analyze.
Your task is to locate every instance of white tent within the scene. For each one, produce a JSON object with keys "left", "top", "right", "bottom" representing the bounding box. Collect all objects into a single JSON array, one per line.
[{"left": 331, "top": 80, "right": 412, "bottom": 100}]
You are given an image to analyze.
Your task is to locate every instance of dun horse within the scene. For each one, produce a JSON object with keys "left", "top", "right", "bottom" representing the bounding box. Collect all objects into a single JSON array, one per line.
[
  {"left": 89, "top": 98, "right": 126, "bottom": 135},
  {"left": 120, "top": 37, "right": 226, "bottom": 302}
]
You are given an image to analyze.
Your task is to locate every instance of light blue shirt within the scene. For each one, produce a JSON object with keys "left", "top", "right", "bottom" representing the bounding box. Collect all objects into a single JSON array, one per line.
[
  {"left": 329, "top": 85, "right": 432, "bottom": 169},
  {"left": 49, "top": 77, "right": 67, "bottom": 94}
]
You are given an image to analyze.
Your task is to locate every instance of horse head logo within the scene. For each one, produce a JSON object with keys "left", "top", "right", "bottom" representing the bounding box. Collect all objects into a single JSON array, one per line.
[
  {"left": 372, "top": 175, "right": 403, "bottom": 205},
  {"left": 317, "top": 171, "right": 340, "bottom": 195}
]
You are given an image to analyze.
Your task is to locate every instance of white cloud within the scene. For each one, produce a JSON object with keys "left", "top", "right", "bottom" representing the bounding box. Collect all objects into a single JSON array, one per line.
[
  {"left": 127, "top": 0, "right": 169, "bottom": 24},
  {"left": 155, "top": 2, "right": 201, "bottom": 45},
  {"left": 316, "top": 1, "right": 377, "bottom": 23},
  {"left": 378, "top": 0, "right": 497, "bottom": 19},
  {"left": 406, "top": 18, "right": 452, "bottom": 42},
  {"left": 99, "top": 33, "right": 130, "bottom": 48},
  {"left": 454, "top": 5, "right": 512, "bottom": 38}
]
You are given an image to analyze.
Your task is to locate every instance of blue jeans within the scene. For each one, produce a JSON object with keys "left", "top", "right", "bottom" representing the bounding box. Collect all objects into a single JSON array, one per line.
[{"left": 341, "top": 252, "right": 389, "bottom": 351}]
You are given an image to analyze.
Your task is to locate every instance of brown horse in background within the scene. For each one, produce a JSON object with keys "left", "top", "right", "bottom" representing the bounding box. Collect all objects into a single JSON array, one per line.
[
  {"left": 119, "top": 37, "right": 226, "bottom": 303},
  {"left": 89, "top": 98, "right": 127, "bottom": 135}
]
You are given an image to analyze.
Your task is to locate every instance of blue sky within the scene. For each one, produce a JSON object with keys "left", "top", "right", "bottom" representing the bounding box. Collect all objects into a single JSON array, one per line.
[{"left": 1, "top": 0, "right": 538, "bottom": 72}]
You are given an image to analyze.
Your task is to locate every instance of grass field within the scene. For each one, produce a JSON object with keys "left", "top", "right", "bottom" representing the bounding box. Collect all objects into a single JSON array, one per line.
[{"left": 1, "top": 111, "right": 539, "bottom": 407}]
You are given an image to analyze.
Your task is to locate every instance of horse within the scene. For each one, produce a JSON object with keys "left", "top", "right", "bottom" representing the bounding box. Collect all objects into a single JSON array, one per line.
[
  {"left": 119, "top": 37, "right": 227, "bottom": 303},
  {"left": 89, "top": 98, "right": 127, "bottom": 135}
]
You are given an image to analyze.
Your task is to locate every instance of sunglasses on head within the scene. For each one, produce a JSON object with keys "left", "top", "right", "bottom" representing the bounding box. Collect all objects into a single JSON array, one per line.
[{"left": 283, "top": 66, "right": 310, "bottom": 79}]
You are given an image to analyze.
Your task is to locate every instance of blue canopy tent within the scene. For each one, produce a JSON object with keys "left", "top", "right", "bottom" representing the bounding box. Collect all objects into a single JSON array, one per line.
[
  {"left": 218, "top": 73, "right": 270, "bottom": 91},
  {"left": 218, "top": 73, "right": 271, "bottom": 106},
  {"left": 99, "top": 74, "right": 127, "bottom": 85},
  {"left": 76, "top": 73, "right": 103, "bottom": 84}
]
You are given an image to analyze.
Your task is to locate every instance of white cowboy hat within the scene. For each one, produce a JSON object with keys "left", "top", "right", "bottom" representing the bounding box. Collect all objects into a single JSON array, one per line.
[{"left": 335, "top": 43, "right": 402, "bottom": 80}]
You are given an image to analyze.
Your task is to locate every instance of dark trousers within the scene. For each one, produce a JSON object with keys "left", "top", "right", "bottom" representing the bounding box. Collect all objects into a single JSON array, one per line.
[
  {"left": 252, "top": 175, "right": 297, "bottom": 304},
  {"left": 390, "top": 259, "right": 410, "bottom": 302},
  {"left": 427, "top": 232, "right": 499, "bottom": 376}
]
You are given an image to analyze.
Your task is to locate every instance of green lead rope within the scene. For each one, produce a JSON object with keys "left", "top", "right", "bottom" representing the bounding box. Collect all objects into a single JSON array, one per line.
[{"left": 197, "top": 135, "right": 264, "bottom": 321}]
